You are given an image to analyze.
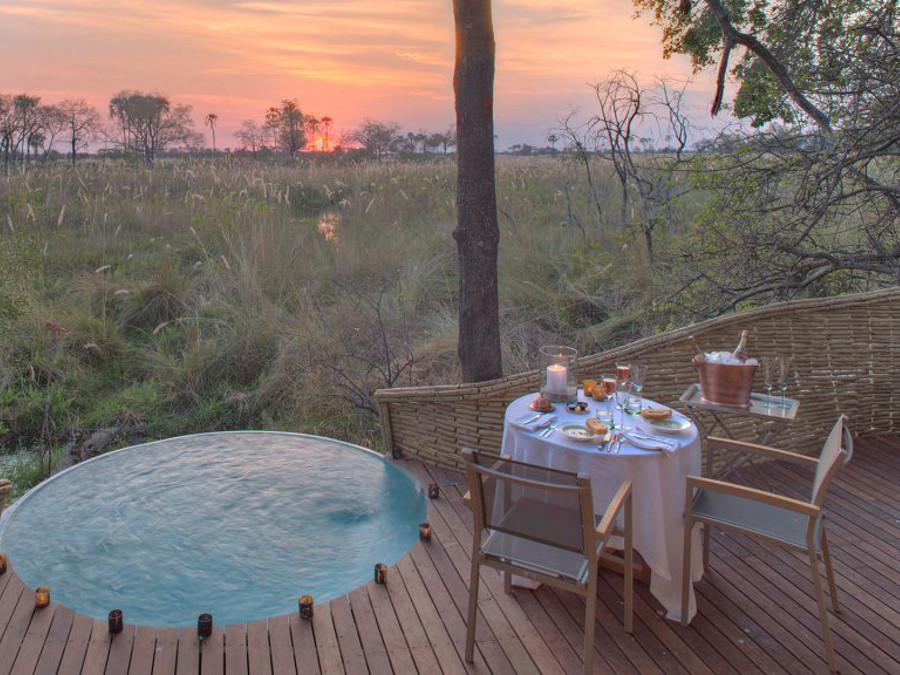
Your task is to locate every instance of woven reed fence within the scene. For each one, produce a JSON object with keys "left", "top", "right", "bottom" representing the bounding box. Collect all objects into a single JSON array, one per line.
[{"left": 374, "top": 287, "right": 900, "bottom": 469}]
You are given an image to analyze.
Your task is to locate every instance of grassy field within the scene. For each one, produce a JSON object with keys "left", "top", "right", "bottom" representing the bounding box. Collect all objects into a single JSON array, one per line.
[{"left": 0, "top": 155, "right": 686, "bottom": 493}]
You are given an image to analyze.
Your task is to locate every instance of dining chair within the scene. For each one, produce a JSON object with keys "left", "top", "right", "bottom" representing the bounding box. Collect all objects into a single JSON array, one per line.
[
  {"left": 462, "top": 448, "right": 633, "bottom": 675},
  {"left": 682, "top": 416, "right": 852, "bottom": 673}
]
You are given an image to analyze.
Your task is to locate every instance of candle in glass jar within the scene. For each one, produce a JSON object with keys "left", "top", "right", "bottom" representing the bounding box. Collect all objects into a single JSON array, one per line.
[{"left": 546, "top": 364, "right": 568, "bottom": 394}]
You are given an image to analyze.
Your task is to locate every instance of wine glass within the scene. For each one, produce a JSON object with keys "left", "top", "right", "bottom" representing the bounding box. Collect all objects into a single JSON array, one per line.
[
  {"left": 760, "top": 356, "right": 778, "bottom": 409},
  {"left": 599, "top": 376, "right": 617, "bottom": 427},
  {"left": 777, "top": 355, "right": 793, "bottom": 408}
]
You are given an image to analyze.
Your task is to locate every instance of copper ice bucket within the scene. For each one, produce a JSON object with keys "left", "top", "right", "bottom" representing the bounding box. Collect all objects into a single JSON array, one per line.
[{"left": 695, "top": 359, "right": 757, "bottom": 408}]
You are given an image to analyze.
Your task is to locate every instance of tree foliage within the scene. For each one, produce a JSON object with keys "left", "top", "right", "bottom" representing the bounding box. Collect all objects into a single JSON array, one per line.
[{"left": 107, "top": 91, "right": 202, "bottom": 165}]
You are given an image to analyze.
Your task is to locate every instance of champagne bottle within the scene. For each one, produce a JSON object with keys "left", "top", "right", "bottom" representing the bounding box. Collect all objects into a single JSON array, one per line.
[{"left": 732, "top": 330, "right": 750, "bottom": 362}]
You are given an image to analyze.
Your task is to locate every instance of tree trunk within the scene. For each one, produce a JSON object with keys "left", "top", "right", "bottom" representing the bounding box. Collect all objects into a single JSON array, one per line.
[{"left": 452, "top": 0, "right": 503, "bottom": 383}]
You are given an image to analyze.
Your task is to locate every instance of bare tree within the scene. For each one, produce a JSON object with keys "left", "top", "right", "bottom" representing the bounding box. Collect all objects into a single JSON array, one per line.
[
  {"left": 233, "top": 119, "right": 266, "bottom": 155},
  {"left": 453, "top": 0, "right": 503, "bottom": 382},
  {"left": 58, "top": 99, "right": 100, "bottom": 165}
]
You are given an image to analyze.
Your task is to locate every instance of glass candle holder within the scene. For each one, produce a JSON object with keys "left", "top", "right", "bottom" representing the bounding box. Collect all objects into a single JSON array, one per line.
[
  {"left": 540, "top": 346, "right": 578, "bottom": 403},
  {"left": 299, "top": 595, "right": 314, "bottom": 620},
  {"left": 35, "top": 586, "right": 51, "bottom": 609},
  {"left": 419, "top": 522, "right": 432, "bottom": 541},
  {"left": 109, "top": 609, "right": 124, "bottom": 634},
  {"left": 374, "top": 563, "right": 388, "bottom": 585},
  {"left": 0, "top": 553, "right": 7, "bottom": 575},
  {"left": 197, "top": 613, "right": 213, "bottom": 639},
  {"left": 428, "top": 483, "right": 440, "bottom": 500}
]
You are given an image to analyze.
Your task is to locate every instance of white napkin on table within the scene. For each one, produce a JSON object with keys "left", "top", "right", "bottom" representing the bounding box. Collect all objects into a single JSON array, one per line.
[
  {"left": 510, "top": 413, "right": 557, "bottom": 432},
  {"left": 622, "top": 432, "right": 678, "bottom": 454}
]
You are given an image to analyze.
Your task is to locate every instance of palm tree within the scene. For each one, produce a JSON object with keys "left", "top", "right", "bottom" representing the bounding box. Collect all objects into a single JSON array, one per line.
[{"left": 204, "top": 113, "right": 219, "bottom": 153}]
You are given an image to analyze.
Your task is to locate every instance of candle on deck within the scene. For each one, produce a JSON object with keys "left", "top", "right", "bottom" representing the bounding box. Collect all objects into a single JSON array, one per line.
[{"left": 546, "top": 364, "right": 568, "bottom": 394}]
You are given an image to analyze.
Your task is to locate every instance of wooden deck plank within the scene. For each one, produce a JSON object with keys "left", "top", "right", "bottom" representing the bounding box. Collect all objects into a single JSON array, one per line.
[
  {"left": 346, "top": 587, "right": 391, "bottom": 675},
  {"left": 105, "top": 624, "right": 136, "bottom": 675},
  {"left": 267, "top": 615, "right": 296, "bottom": 675},
  {"left": 151, "top": 628, "right": 178, "bottom": 675},
  {"left": 127, "top": 626, "right": 157, "bottom": 675},
  {"left": 0, "top": 586, "right": 38, "bottom": 675},
  {"left": 200, "top": 627, "right": 224, "bottom": 675},
  {"left": 0, "top": 437, "right": 899, "bottom": 675},
  {"left": 81, "top": 618, "right": 112, "bottom": 675},
  {"left": 33, "top": 606, "right": 76, "bottom": 675},
  {"left": 175, "top": 629, "right": 200, "bottom": 675},
  {"left": 363, "top": 583, "right": 417, "bottom": 675},
  {"left": 309, "top": 602, "right": 343, "bottom": 675},
  {"left": 9, "top": 602, "right": 57, "bottom": 675},
  {"left": 223, "top": 625, "right": 247, "bottom": 675},
  {"left": 246, "top": 619, "right": 271, "bottom": 675},
  {"left": 54, "top": 614, "right": 94, "bottom": 675},
  {"left": 288, "top": 613, "right": 319, "bottom": 675}
]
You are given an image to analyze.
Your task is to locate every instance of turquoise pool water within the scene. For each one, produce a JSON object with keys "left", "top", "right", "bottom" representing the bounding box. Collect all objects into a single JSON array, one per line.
[{"left": 0, "top": 432, "right": 426, "bottom": 626}]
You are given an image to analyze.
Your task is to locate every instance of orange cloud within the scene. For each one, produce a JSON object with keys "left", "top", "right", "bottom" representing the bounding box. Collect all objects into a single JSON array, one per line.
[{"left": 0, "top": 0, "right": 716, "bottom": 146}]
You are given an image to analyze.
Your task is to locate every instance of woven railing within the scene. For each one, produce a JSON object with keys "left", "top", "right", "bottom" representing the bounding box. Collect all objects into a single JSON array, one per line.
[{"left": 374, "top": 288, "right": 900, "bottom": 469}]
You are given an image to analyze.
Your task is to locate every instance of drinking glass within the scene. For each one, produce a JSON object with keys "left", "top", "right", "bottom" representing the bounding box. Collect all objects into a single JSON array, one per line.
[
  {"left": 778, "top": 355, "right": 793, "bottom": 408},
  {"left": 625, "top": 362, "right": 646, "bottom": 415},
  {"left": 615, "top": 381, "right": 630, "bottom": 430},
  {"left": 599, "top": 376, "right": 617, "bottom": 427},
  {"left": 760, "top": 356, "right": 778, "bottom": 409},
  {"left": 615, "top": 363, "right": 630, "bottom": 411}
]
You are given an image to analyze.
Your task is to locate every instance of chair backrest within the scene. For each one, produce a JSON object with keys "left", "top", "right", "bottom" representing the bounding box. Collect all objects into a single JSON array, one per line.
[
  {"left": 811, "top": 416, "right": 853, "bottom": 507},
  {"left": 462, "top": 448, "right": 595, "bottom": 557}
]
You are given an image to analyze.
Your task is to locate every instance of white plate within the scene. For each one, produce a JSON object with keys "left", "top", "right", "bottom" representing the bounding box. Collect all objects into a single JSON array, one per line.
[
  {"left": 640, "top": 414, "right": 691, "bottom": 435},
  {"left": 560, "top": 425, "right": 600, "bottom": 443}
]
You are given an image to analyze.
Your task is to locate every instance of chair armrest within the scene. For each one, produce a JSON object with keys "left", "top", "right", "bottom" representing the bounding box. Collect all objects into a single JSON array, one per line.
[
  {"left": 462, "top": 454, "right": 510, "bottom": 508},
  {"left": 707, "top": 436, "right": 818, "bottom": 466},
  {"left": 687, "top": 475, "right": 820, "bottom": 517},
  {"left": 596, "top": 480, "right": 633, "bottom": 541}
]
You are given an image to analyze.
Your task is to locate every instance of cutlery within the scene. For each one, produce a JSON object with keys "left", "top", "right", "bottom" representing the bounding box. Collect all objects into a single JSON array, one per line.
[
  {"left": 531, "top": 418, "right": 554, "bottom": 434},
  {"left": 539, "top": 423, "right": 557, "bottom": 438},
  {"left": 626, "top": 431, "right": 676, "bottom": 447},
  {"left": 598, "top": 431, "right": 612, "bottom": 452},
  {"left": 606, "top": 432, "right": 620, "bottom": 453},
  {"left": 521, "top": 412, "right": 546, "bottom": 425}
]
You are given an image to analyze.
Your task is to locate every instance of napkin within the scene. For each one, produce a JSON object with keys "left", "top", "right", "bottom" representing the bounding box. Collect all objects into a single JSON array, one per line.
[
  {"left": 622, "top": 432, "right": 677, "bottom": 454},
  {"left": 510, "top": 413, "right": 557, "bottom": 432}
]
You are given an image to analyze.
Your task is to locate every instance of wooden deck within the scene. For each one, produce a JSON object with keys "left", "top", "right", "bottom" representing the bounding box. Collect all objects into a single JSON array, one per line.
[{"left": 1, "top": 436, "right": 899, "bottom": 674}]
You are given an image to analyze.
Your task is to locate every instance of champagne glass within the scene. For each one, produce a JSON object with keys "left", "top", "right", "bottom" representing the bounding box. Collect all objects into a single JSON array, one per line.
[
  {"left": 778, "top": 355, "right": 793, "bottom": 408},
  {"left": 599, "top": 376, "right": 617, "bottom": 427},
  {"left": 615, "top": 363, "right": 631, "bottom": 410},
  {"left": 760, "top": 356, "right": 778, "bottom": 409}
]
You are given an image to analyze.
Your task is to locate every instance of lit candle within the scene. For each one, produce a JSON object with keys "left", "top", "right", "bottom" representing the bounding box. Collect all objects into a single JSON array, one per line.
[
  {"left": 35, "top": 586, "right": 50, "bottom": 609},
  {"left": 546, "top": 364, "right": 568, "bottom": 394},
  {"left": 299, "top": 595, "right": 314, "bottom": 620},
  {"left": 419, "top": 522, "right": 432, "bottom": 542},
  {"left": 0, "top": 554, "right": 7, "bottom": 575},
  {"left": 428, "top": 483, "right": 440, "bottom": 500},
  {"left": 374, "top": 563, "right": 388, "bottom": 585}
]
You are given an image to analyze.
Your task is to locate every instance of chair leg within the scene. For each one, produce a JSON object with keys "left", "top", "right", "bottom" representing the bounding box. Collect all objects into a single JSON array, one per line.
[
  {"left": 503, "top": 570, "right": 512, "bottom": 595},
  {"left": 702, "top": 523, "right": 710, "bottom": 571},
  {"left": 624, "top": 495, "right": 634, "bottom": 634},
  {"left": 583, "top": 572, "right": 598, "bottom": 675},
  {"left": 809, "top": 549, "right": 838, "bottom": 673},
  {"left": 681, "top": 516, "right": 694, "bottom": 626},
  {"left": 465, "top": 558, "right": 481, "bottom": 664},
  {"left": 821, "top": 528, "right": 840, "bottom": 614}
]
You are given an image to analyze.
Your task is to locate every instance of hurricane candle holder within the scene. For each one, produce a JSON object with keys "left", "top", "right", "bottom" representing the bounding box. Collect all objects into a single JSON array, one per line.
[
  {"left": 35, "top": 586, "right": 50, "bottom": 609},
  {"left": 374, "top": 563, "right": 388, "bottom": 585},
  {"left": 299, "top": 595, "right": 314, "bottom": 620},
  {"left": 0, "top": 554, "right": 7, "bottom": 575},
  {"left": 428, "top": 483, "right": 440, "bottom": 500},
  {"left": 109, "top": 609, "right": 124, "bottom": 634},
  {"left": 540, "top": 346, "right": 578, "bottom": 403},
  {"left": 197, "top": 613, "right": 213, "bottom": 639},
  {"left": 419, "top": 521, "right": 432, "bottom": 541}
]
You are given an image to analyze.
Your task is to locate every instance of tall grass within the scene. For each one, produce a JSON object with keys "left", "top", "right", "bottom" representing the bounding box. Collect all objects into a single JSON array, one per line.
[{"left": 0, "top": 156, "right": 675, "bottom": 492}]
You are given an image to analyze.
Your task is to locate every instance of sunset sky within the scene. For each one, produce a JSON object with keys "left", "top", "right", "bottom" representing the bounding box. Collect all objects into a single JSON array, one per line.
[{"left": 0, "top": 0, "right": 722, "bottom": 148}]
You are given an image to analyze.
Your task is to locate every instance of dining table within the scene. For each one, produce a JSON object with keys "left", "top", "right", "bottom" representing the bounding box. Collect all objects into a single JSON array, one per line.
[{"left": 501, "top": 390, "right": 705, "bottom": 623}]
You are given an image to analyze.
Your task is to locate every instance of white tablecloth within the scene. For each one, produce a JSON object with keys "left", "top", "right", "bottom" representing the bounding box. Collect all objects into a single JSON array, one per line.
[{"left": 501, "top": 392, "right": 704, "bottom": 622}]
